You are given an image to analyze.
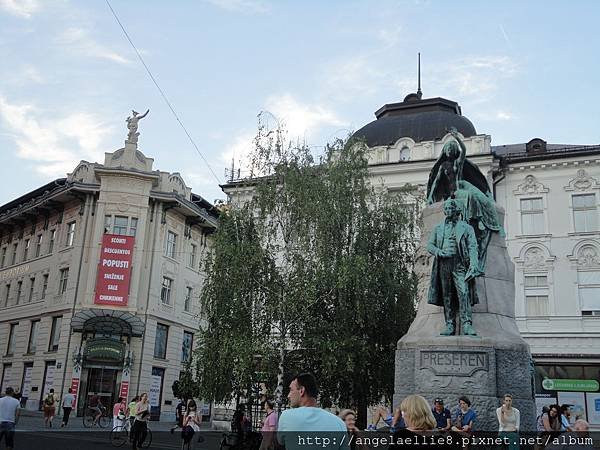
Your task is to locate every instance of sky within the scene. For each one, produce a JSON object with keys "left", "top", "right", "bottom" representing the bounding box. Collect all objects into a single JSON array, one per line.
[{"left": 1, "top": 0, "right": 599, "bottom": 206}]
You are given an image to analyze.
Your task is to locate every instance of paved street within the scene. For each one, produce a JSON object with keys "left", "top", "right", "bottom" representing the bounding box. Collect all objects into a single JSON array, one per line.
[{"left": 13, "top": 413, "right": 224, "bottom": 450}]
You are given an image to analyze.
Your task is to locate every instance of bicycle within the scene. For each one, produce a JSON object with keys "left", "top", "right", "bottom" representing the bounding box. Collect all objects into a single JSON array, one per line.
[
  {"left": 110, "top": 418, "right": 153, "bottom": 448},
  {"left": 83, "top": 403, "right": 111, "bottom": 428}
]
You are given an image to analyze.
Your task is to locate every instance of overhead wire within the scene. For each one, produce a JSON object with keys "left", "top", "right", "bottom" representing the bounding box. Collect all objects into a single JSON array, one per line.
[{"left": 104, "top": 0, "right": 222, "bottom": 186}]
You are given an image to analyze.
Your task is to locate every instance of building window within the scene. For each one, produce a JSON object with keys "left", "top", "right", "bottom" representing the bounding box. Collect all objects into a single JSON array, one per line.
[
  {"left": 105, "top": 216, "right": 138, "bottom": 236},
  {"left": 35, "top": 234, "right": 43, "bottom": 257},
  {"left": 58, "top": 268, "right": 69, "bottom": 295},
  {"left": 41, "top": 275, "right": 48, "bottom": 299},
  {"left": 189, "top": 244, "right": 197, "bottom": 268},
  {"left": 48, "top": 230, "right": 56, "bottom": 254},
  {"left": 16, "top": 281, "right": 22, "bottom": 304},
  {"left": 48, "top": 316, "right": 62, "bottom": 352},
  {"left": 573, "top": 194, "right": 598, "bottom": 233},
  {"left": 113, "top": 216, "right": 129, "bottom": 235},
  {"left": 11, "top": 243, "right": 18, "bottom": 265},
  {"left": 66, "top": 222, "right": 76, "bottom": 247},
  {"left": 154, "top": 323, "right": 169, "bottom": 359},
  {"left": 165, "top": 231, "right": 177, "bottom": 259},
  {"left": 524, "top": 274, "right": 549, "bottom": 316},
  {"left": 0, "top": 247, "right": 6, "bottom": 268},
  {"left": 184, "top": 286, "right": 192, "bottom": 312},
  {"left": 161, "top": 277, "right": 173, "bottom": 305},
  {"left": 525, "top": 295, "right": 549, "bottom": 316},
  {"left": 520, "top": 198, "right": 544, "bottom": 235},
  {"left": 4, "top": 284, "right": 10, "bottom": 307},
  {"left": 28, "top": 278, "right": 35, "bottom": 303},
  {"left": 27, "top": 320, "right": 39, "bottom": 353},
  {"left": 182, "top": 331, "right": 193, "bottom": 363},
  {"left": 23, "top": 239, "right": 30, "bottom": 261},
  {"left": 578, "top": 270, "right": 600, "bottom": 315},
  {"left": 6, "top": 323, "right": 17, "bottom": 356}
]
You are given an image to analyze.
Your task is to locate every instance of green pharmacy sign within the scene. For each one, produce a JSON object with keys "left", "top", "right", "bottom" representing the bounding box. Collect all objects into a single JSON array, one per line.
[{"left": 542, "top": 378, "right": 599, "bottom": 392}]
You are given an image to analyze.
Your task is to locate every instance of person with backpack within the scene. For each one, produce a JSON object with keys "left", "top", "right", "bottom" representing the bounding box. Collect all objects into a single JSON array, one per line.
[{"left": 43, "top": 388, "right": 56, "bottom": 428}]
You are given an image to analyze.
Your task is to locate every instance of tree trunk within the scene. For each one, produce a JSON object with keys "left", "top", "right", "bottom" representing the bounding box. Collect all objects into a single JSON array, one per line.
[
  {"left": 356, "top": 396, "right": 368, "bottom": 430},
  {"left": 274, "top": 335, "right": 286, "bottom": 412}
]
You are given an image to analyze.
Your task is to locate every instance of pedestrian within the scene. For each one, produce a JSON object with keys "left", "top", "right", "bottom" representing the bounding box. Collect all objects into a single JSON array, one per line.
[
  {"left": 496, "top": 394, "right": 520, "bottom": 450},
  {"left": 559, "top": 405, "right": 572, "bottom": 432},
  {"left": 43, "top": 388, "right": 56, "bottom": 428},
  {"left": 277, "top": 373, "right": 347, "bottom": 450},
  {"left": 170, "top": 398, "right": 186, "bottom": 435},
  {"left": 128, "top": 396, "right": 139, "bottom": 430},
  {"left": 181, "top": 400, "right": 202, "bottom": 446},
  {"left": 61, "top": 388, "right": 75, "bottom": 428},
  {"left": 0, "top": 387, "right": 20, "bottom": 450},
  {"left": 113, "top": 397, "right": 127, "bottom": 428},
  {"left": 259, "top": 400, "right": 278, "bottom": 450},
  {"left": 131, "top": 393, "right": 150, "bottom": 450},
  {"left": 389, "top": 395, "right": 451, "bottom": 450},
  {"left": 432, "top": 398, "right": 451, "bottom": 432},
  {"left": 450, "top": 396, "right": 476, "bottom": 434}
]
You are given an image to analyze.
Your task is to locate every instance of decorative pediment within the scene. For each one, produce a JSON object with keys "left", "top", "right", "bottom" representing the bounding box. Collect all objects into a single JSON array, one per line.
[
  {"left": 568, "top": 240, "right": 600, "bottom": 269},
  {"left": 69, "top": 162, "right": 91, "bottom": 183},
  {"left": 564, "top": 169, "right": 600, "bottom": 192},
  {"left": 168, "top": 174, "right": 187, "bottom": 193},
  {"left": 513, "top": 175, "right": 549, "bottom": 196},
  {"left": 515, "top": 243, "right": 555, "bottom": 271}
]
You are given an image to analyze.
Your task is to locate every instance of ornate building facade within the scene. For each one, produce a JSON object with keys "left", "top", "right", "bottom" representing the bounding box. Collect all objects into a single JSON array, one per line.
[{"left": 0, "top": 127, "right": 218, "bottom": 421}]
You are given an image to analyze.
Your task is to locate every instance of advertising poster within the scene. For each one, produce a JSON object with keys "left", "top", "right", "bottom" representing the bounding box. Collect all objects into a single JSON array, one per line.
[
  {"left": 94, "top": 234, "right": 135, "bottom": 306},
  {"left": 1, "top": 365, "right": 12, "bottom": 393},
  {"left": 43, "top": 363, "right": 55, "bottom": 398},
  {"left": 149, "top": 375, "right": 162, "bottom": 408},
  {"left": 21, "top": 366, "right": 33, "bottom": 398},
  {"left": 557, "top": 391, "right": 586, "bottom": 423},
  {"left": 586, "top": 393, "right": 600, "bottom": 425}
]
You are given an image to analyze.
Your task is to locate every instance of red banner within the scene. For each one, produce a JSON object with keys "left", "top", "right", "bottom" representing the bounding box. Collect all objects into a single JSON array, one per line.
[
  {"left": 94, "top": 234, "right": 134, "bottom": 306},
  {"left": 120, "top": 381, "right": 129, "bottom": 400},
  {"left": 70, "top": 378, "right": 80, "bottom": 408}
]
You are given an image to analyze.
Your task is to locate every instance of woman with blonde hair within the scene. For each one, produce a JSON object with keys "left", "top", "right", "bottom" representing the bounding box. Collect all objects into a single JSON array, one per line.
[{"left": 390, "top": 396, "right": 453, "bottom": 450}]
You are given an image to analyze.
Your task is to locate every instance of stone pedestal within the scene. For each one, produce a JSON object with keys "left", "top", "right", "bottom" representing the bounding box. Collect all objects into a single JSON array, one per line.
[{"left": 394, "top": 203, "right": 536, "bottom": 431}]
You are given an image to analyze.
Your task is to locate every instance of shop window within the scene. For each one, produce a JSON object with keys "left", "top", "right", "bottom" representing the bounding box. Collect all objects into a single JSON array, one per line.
[
  {"left": 154, "top": 323, "right": 169, "bottom": 359},
  {"left": 182, "top": 331, "right": 193, "bottom": 363}
]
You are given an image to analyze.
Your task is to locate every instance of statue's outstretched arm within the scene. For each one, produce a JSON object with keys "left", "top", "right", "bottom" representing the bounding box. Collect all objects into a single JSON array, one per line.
[
  {"left": 139, "top": 109, "right": 150, "bottom": 119},
  {"left": 428, "top": 166, "right": 443, "bottom": 204}
]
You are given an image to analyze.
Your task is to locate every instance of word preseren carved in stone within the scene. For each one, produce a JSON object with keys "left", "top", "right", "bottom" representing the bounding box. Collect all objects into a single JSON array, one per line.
[{"left": 419, "top": 350, "right": 489, "bottom": 377}]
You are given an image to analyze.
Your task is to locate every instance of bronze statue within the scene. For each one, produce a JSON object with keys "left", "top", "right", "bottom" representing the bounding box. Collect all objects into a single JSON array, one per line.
[
  {"left": 427, "top": 198, "right": 481, "bottom": 336},
  {"left": 427, "top": 128, "right": 504, "bottom": 272}
]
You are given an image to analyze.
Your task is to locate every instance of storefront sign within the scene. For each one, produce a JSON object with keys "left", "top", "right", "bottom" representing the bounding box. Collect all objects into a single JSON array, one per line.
[
  {"left": 84, "top": 339, "right": 125, "bottom": 363},
  {"left": 94, "top": 234, "right": 135, "bottom": 306},
  {"left": 542, "top": 378, "right": 599, "bottom": 392},
  {"left": 70, "top": 377, "right": 80, "bottom": 408}
]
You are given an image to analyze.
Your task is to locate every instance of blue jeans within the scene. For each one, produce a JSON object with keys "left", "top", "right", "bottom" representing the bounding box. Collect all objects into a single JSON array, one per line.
[{"left": 0, "top": 421, "right": 16, "bottom": 448}]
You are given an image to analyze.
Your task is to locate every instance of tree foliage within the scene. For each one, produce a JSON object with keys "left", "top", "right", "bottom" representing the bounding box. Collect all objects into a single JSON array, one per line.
[{"left": 197, "top": 122, "right": 418, "bottom": 422}]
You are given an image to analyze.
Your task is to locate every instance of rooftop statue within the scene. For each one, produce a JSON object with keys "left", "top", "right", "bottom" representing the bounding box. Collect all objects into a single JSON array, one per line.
[{"left": 126, "top": 109, "right": 149, "bottom": 144}]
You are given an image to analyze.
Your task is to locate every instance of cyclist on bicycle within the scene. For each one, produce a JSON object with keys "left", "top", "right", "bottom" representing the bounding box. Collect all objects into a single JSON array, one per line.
[{"left": 89, "top": 392, "right": 104, "bottom": 425}]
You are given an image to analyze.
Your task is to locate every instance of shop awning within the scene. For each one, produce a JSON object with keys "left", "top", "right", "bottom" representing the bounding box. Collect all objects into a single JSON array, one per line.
[{"left": 71, "top": 308, "right": 145, "bottom": 337}]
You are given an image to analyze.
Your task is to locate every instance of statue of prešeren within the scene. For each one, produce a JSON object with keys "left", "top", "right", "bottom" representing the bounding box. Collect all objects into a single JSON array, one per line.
[{"left": 427, "top": 198, "right": 481, "bottom": 336}]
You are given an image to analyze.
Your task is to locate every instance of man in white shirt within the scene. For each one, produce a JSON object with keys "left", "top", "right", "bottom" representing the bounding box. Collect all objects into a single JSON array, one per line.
[
  {"left": 0, "top": 387, "right": 21, "bottom": 450},
  {"left": 277, "top": 373, "right": 347, "bottom": 450},
  {"left": 61, "top": 388, "right": 76, "bottom": 428}
]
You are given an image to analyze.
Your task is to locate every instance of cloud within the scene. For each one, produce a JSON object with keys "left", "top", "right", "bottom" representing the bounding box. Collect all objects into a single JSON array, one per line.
[
  {"left": 0, "top": 0, "right": 40, "bottom": 18},
  {"left": 22, "top": 64, "right": 44, "bottom": 83},
  {"left": 0, "top": 95, "right": 114, "bottom": 176},
  {"left": 496, "top": 111, "right": 512, "bottom": 121},
  {"left": 202, "top": 0, "right": 269, "bottom": 14},
  {"left": 377, "top": 25, "right": 403, "bottom": 48},
  {"left": 56, "top": 27, "right": 132, "bottom": 65},
  {"left": 264, "top": 93, "right": 345, "bottom": 140}
]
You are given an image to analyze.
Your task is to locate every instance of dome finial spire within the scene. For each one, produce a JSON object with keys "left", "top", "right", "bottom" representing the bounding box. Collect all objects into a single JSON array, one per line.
[{"left": 417, "top": 52, "right": 423, "bottom": 99}]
